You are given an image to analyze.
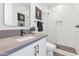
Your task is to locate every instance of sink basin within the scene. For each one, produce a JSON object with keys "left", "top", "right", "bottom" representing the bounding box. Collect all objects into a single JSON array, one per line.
[{"left": 15, "top": 36, "right": 35, "bottom": 42}]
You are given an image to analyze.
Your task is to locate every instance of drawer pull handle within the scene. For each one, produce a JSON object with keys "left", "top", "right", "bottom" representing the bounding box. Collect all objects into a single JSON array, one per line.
[
  {"left": 36, "top": 45, "right": 39, "bottom": 53},
  {"left": 34, "top": 47, "right": 37, "bottom": 56}
]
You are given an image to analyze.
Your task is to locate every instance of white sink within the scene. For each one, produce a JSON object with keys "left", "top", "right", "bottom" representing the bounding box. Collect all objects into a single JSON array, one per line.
[{"left": 15, "top": 36, "right": 35, "bottom": 42}]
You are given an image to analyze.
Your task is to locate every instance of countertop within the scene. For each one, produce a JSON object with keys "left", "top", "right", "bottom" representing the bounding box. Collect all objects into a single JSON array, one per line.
[{"left": 0, "top": 33, "right": 47, "bottom": 56}]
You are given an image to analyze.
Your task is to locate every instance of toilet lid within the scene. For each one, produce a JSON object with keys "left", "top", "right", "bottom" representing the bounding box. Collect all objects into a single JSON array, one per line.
[{"left": 47, "top": 42, "right": 56, "bottom": 50}]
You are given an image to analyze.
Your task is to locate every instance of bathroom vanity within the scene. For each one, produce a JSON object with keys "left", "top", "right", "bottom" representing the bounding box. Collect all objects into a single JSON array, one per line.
[
  {"left": 0, "top": 33, "right": 47, "bottom": 56},
  {"left": 0, "top": 3, "right": 47, "bottom": 56}
]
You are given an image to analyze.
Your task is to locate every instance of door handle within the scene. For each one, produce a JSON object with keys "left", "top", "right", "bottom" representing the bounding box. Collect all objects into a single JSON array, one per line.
[
  {"left": 75, "top": 25, "right": 79, "bottom": 28},
  {"left": 34, "top": 46, "right": 37, "bottom": 56}
]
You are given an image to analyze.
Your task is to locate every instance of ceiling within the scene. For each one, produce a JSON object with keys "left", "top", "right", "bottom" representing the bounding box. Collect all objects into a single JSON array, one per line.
[
  {"left": 19, "top": 3, "right": 61, "bottom": 10},
  {"left": 44, "top": 3, "right": 61, "bottom": 9},
  {"left": 21, "top": 3, "right": 61, "bottom": 9},
  {"left": 19, "top": 3, "right": 29, "bottom": 8}
]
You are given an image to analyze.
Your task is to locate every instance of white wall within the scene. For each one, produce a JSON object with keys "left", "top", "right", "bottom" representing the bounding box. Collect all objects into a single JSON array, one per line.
[{"left": 48, "top": 4, "right": 75, "bottom": 48}]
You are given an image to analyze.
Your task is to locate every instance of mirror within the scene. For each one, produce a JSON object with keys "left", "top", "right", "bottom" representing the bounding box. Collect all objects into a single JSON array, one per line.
[{"left": 4, "top": 3, "right": 30, "bottom": 27}]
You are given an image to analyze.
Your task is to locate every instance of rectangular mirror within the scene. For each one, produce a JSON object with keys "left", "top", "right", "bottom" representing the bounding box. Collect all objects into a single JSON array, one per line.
[{"left": 4, "top": 3, "right": 30, "bottom": 27}]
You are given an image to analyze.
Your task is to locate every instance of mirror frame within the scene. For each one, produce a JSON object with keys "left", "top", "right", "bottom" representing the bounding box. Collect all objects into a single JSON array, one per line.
[{"left": 3, "top": 3, "right": 30, "bottom": 28}]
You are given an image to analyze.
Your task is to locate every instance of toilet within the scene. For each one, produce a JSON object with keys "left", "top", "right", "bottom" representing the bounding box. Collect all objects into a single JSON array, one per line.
[{"left": 46, "top": 42, "right": 56, "bottom": 56}]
